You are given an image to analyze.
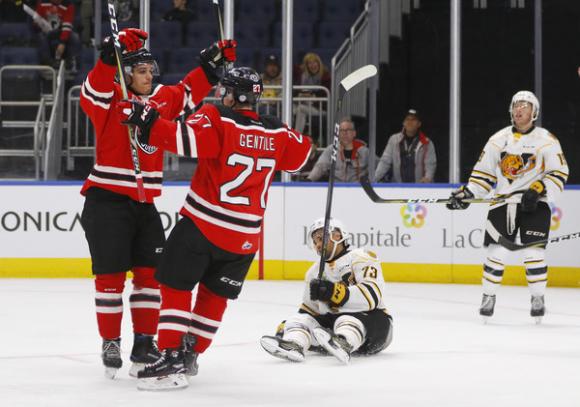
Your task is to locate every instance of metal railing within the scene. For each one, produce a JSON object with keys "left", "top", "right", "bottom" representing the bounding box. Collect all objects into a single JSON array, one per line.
[
  {"left": 66, "top": 85, "right": 94, "bottom": 171},
  {"left": 44, "top": 61, "right": 65, "bottom": 180}
]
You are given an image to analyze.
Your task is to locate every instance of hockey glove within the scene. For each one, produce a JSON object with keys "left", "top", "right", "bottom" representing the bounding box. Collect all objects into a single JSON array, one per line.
[
  {"left": 100, "top": 28, "right": 149, "bottom": 66},
  {"left": 446, "top": 185, "right": 474, "bottom": 210},
  {"left": 521, "top": 180, "right": 545, "bottom": 213},
  {"left": 309, "top": 279, "right": 350, "bottom": 308},
  {"left": 116, "top": 99, "right": 159, "bottom": 145},
  {"left": 199, "top": 39, "right": 238, "bottom": 85}
]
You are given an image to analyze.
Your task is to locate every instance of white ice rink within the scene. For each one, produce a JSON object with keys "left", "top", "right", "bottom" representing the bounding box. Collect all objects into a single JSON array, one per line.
[{"left": 1, "top": 279, "right": 579, "bottom": 407}]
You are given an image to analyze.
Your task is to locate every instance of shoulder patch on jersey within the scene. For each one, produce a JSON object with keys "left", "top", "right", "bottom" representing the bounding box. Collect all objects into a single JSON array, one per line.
[{"left": 365, "top": 250, "right": 377, "bottom": 259}]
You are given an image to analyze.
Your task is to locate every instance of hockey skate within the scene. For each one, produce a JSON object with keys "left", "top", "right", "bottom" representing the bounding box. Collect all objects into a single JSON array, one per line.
[
  {"left": 182, "top": 334, "right": 199, "bottom": 376},
  {"left": 530, "top": 295, "right": 545, "bottom": 324},
  {"left": 260, "top": 335, "right": 305, "bottom": 363},
  {"left": 129, "top": 334, "right": 162, "bottom": 377},
  {"left": 137, "top": 348, "right": 188, "bottom": 391},
  {"left": 479, "top": 294, "right": 496, "bottom": 323},
  {"left": 102, "top": 338, "right": 122, "bottom": 379},
  {"left": 312, "top": 327, "right": 353, "bottom": 365}
]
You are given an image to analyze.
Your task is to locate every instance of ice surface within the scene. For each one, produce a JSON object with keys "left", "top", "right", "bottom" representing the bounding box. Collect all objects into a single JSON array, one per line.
[{"left": 1, "top": 279, "right": 579, "bottom": 407}]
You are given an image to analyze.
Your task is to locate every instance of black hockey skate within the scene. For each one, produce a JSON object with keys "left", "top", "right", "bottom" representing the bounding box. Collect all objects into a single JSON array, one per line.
[
  {"left": 312, "top": 327, "right": 353, "bottom": 365},
  {"left": 102, "top": 338, "right": 122, "bottom": 379},
  {"left": 137, "top": 347, "right": 188, "bottom": 391},
  {"left": 182, "top": 334, "right": 199, "bottom": 376},
  {"left": 479, "top": 294, "right": 496, "bottom": 323},
  {"left": 129, "top": 334, "right": 162, "bottom": 377},
  {"left": 530, "top": 295, "right": 545, "bottom": 324},
  {"left": 260, "top": 335, "right": 305, "bottom": 363}
]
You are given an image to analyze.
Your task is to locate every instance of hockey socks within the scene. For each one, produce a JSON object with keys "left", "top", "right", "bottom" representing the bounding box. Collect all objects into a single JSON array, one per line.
[
  {"left": 95, "top": 272, "right": 126, "bottom": 339},
  {"left": 157, "top": 284, "right": 193, "bottom": 350},
  {"left": 190, "top": 284, "right": 228, "bottom": 354},
  {"left": 130, "top": 267, "right": 160, "bottom": 335}
]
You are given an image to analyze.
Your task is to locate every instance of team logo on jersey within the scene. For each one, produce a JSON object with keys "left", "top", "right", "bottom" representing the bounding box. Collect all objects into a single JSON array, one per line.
[
  {"left": 400, "top": 203, "right": 427, "bottom": 228},
  {"left": 499, "top": 153, "right": 536, "bottom": 182},
  {"left": 549, "top": 204, "right": 562, "bottom": 231},
  {"left": 242, "top": 241, "right": 253, "bottom": 250}
]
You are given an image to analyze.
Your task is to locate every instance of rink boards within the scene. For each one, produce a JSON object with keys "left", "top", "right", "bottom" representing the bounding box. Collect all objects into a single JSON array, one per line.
[{"left": 0, "top": 182, "right": 579, "bottom": 286}]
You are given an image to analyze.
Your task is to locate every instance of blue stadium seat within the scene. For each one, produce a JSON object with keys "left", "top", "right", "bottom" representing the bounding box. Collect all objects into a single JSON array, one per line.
[
  {"left": 0, "top": 47, "right": 39, "bottom": 65},
  {"left": 160, "top": 72, "right": 187, "bottom": 86},
  {"left": 235, "top": 48, "right": 257, "bottom": 68},
  {"left": 100, "top": 21, "right": 137, "bottom": 38},
  {"left": 318, "top": 22, "right": 350, "bottom": 50},
  {"left": 272, "top": 22, "right": 315, "bottom": 49},
  {"left": 81, "top": 47, "right": 96, "bottom": 68},
  {"left": 0, "top": 23, "right": 33, "bottom": 46},
  {"left": 235, "top": 24, "right": 271, "bottom": 47},
  {"left": 185, "top": 22, "right": 218, "bottom": 48},
  {"left": 294, "top": 0, "right": 320, "bottom": 22},
  {"left": 194, "top": 0, "right": 216, "bottom": 23},
  {"left": 167, "top": 48, "right": 201, "bottom": 73},
  {"left": 150, "top": 21, "right": 183, "bottom": 48},
  {"left": 322, "top": 0, "right": 363, "bottom": 23},
  {"left": 237, "top": 0, "right": 277, "bottom": 23}
]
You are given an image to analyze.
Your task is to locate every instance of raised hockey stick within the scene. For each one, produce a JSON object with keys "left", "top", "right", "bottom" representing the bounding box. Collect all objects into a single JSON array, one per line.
[
  {"left": 360, "top": 176, "right": 512, "bottom": 204},
  {"left": 317, "top": 65, "right": 378, "bottom": 278},
  {"left": 486, "top": 220, "right": 580, "bottom": 251},
  {"left": 106, "top": 0, "right": 146, "bottom": 203},
  {"left": 211, "top": 0, "right": 232, "bottom": 71}
]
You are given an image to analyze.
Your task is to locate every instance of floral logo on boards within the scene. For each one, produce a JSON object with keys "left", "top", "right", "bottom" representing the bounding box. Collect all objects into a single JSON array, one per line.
[
  {"left": 400, "top": 204, "right": 427, "bottom": 228},
  {"left": 550, "top": 205, "right": 562, "bottom": 231}
]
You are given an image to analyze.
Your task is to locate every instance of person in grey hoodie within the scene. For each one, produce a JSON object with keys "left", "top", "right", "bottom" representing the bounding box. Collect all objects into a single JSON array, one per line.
[
  {"left": 375, "top": 109, "right": 437, "bottom": 183},
  {"left": 307, "top": 117, "right": 371, "bottom": 182}
]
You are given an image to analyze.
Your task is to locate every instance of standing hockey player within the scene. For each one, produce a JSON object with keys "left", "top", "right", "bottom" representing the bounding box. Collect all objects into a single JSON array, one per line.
[
  {"left": 446, "top": 90, "right": 569, "bottom": 323},
  {"left": 115, "top": 66, "right": 312, "bottom": 390},
  {"left": 79, "top": 27, "right": 236, "bottom": 378},
  {"left": 260, "top": 218, "right": 393, "bottom": 364}
]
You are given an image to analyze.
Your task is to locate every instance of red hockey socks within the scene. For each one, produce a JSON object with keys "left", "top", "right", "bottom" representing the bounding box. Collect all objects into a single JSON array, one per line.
[
  {"left": 130, "top": 267, "right": 160, "bottom": 336},
  {"left": 157, "top": 284, "right": 193, "bottom": 350},
  {"left": 190, "top": 284, "right": 228, "bottom": 354},
  {"left": 95, "top": 272, "right": 126, "bottom": 339}
]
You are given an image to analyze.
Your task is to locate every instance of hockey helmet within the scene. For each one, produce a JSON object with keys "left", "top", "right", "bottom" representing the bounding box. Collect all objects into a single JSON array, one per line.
[
  {"left": 122, "top": 48, "right": 159, "bottom": 76},
  {"left": 219, "top": 67, "right": 263, "bottom": 105},
  {"left": 509, "top": 90, "right": 539, "bottom": 122},
  {"left": 306, "top": 217, "right": 349, "bottom": 255}
]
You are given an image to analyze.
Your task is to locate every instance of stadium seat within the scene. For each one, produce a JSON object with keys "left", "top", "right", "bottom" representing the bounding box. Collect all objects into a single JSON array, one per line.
[
  {"left": 272, "top": 22, "right": 315, "bottom": 49},
  {"left": 167, "top": 48, "right": 201, "bottom": 73},
  {"left": 322, "top": 0, "right": 363, "bottom": 23},
  {"left": 150, "top": 21, "right": 183, "bottom": 48},
  {"left": 160, "top": 72, "right": 187, "bottom": 86},
  {"left": 294, "top": 0, "right": 320, "bottom": 22},
  {"left": 235, "top": 24, "right": 271, "bottom": 47},
  {"left": 235, "top": 48, "right": 257, "bottom": 68},
  {"left": 0, "top": 47, "right": 39, "bottom": 65},
  {"left": 0, "top": 23, "right": 33, "bottom": 46},
  {"left": 317, "top": 22, "right": 350, "bottom": 50},
  {"left": 237, "top": 0, "right": 278, "bottom": 23},
  {"left": 193, "top": 0, "right": 216, "bottom": 22},
  {"left": 185, "top": 22, "right": 218, "bottom": 48}
]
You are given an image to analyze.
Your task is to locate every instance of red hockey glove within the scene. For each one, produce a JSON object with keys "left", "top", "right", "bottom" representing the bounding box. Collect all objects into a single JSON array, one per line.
[
  {"left": 199, "top": 39, "right": 238, "bottom": 84},
  {"left": 309, "top": 279, "right": 350, "bottom": 307},
  {"left": 521, "top": 180, "right": 545, "bottom": 213},
  {"left": 100, "top": 28, "right": 149, "bottom": 65},
  {"left": 116, "top": 99, "right": 159, "bottom": 145}
]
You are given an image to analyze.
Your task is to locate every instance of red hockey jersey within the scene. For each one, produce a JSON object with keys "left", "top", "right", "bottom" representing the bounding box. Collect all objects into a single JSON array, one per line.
[
  {"left": 79, "top": 59, "right": 212, "bottom": 203},
  {"left": 35, "top": 0, "right": 75, "bottom": 42},
  {"left": 149, "top": 104, "right": 312, "bottom": 253}
]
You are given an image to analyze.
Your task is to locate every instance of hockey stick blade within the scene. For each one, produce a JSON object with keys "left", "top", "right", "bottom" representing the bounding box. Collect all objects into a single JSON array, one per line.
[
  {"left": 360, "top": 176, "right": 508, "bottom": 204},
  {"left": 340, "top": 65, "right": 377, "bottom": 92},
  {"left": 486, "top": 220, "right": 580, "bottom": 251}
]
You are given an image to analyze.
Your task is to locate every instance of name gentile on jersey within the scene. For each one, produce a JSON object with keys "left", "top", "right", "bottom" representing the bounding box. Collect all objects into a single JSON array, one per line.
[{"left": 239, "top": 133, "right": 275, "bottom": 151}]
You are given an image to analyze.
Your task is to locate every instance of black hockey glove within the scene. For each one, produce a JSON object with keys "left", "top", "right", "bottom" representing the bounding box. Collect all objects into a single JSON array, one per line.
[
  {"left": 309, "top": 279, "right": 350, "bottom": 307},
  {"left": 199, "top": 39, "right": 238, "bottom": 85},
  {"left": 116, "top": 99, "right": 159, "bottom": 145},
  {"left": 446, "top": 185, "right": 474, "bottom": 210},
  {"left": 521, "top": 180, "right": 545, "bottom": 213}
]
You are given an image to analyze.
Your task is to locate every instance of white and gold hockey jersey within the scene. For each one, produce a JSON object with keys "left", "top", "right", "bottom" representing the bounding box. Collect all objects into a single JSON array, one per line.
[
  {"left": 299, "top": 248, "right": 387, "bottom": 316},
  {"left": 466, "top": 125, "right": 569, "bottom": 205}
]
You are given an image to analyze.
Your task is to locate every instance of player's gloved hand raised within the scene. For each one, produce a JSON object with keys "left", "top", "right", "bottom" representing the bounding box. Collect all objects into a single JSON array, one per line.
[
  {"left": 116, "top": 99, "right": 159, "bottom": 145},
  {"left": 446, "top": 185, "right": 474, "bottom": 210},
  {"left": 521, "top": 180, "right": 545, "bottom": 213},
  {"left": 100, "top": 28, "right": 148, "bottom": 65},
  {"left": 309, "top": 279, "right": 350, "bottom": 307},
  {"left": 199, "top": 39, "right": 238, "bottom": 84}
]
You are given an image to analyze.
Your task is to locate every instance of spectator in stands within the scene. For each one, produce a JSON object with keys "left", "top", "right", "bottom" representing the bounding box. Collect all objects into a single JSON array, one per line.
[
  {"left": 260, "top": 54, "right": 282, "bottom": 115},
  {"left": 375, "top": 109, "right": 437, "bottom": 183},
  {"left": 307, "top": 117, "right": 371, "bottom": 183},
  {"left": 294, "top": 52, "right": 331, "bottom": 137},
  {"left": 162, "top": 0, "right": 196, "bottom": 23},
  {"left": 33, "top": 0, "right": 81, "bottom": 74}
]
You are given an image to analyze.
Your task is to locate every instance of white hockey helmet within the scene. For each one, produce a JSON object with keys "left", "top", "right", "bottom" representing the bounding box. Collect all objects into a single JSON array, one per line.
[
  {"left": 509, "top": 90, "right": 540, "bottom": 122},
  {"left": 306, "top": 217, "right": 349, "bottom": 255}
]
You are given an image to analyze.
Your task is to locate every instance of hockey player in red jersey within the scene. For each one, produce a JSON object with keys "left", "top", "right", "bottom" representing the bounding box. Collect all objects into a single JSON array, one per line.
[
  {"left": 79, "top": 27, "right": 236, "bottom": 379},
  {"left": 116, "top": 67, "right": 312, "bottom": 390}
]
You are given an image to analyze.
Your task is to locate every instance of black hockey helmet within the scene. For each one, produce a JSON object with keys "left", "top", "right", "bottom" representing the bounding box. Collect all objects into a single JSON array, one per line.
[
  {"left": 122, "top": 48, "right": 159, "bottom": 76},
  {"left": 220, "top": 67, "right": 263, "bottom": 105}
]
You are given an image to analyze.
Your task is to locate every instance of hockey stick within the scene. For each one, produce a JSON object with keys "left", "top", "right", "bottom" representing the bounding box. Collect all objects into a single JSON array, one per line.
[
  {"left": 486, "top": 220, "right": 580, "bottom": 251},
  {"left": 360, "top": 176, "right": 514, "bottom": 204},
  {"left": 211, "top": 0, "right": 232, "bottom": 71},
  {"left": 317, "top": 65, "right": 378, "bottom": 279},
  {"left": 23, "top": 4, "right": 52, "bottom": 33},
  {"left": 106, "top": 0, "right": 146, "bottom": 203}
]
